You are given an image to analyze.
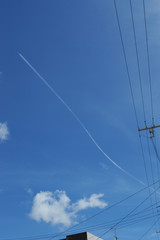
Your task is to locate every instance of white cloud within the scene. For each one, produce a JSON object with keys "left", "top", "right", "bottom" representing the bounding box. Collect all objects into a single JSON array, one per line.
[
  {"left": 0, "top": 122, "right": 9, "bottom": 142},
  {"left": 29, "top": 191, "right": 73, "bottom": 227},
  {"left": 29, "top": 190, "right": 107, "bottom": 227},
  {"left": 72, "top": 193, "right": 107, "bottom": 212}
]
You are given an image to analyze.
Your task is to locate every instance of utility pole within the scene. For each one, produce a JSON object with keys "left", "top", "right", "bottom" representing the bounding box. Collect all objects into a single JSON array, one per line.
[
  {"left": 114, "top": 230, "right": 118, "bottom": 240},
  {"left": 138, "top": 124, "right": 160, "bottom": 138}
]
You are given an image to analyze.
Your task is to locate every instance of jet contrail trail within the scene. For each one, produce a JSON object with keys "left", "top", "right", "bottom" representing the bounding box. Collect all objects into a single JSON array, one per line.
[{"left": 18, "top": 52, "right": 147, "bottom": 187}]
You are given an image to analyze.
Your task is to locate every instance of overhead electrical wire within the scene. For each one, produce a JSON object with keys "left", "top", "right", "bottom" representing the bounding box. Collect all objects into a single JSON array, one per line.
[
  {"left": 61, "top": 211, "right": 160, "bottom": 239},
  {"left": 145, "top": 128, "right": 159, "bottom": 234},
  {"left": 151, "top": 136, "right": 160, "bottom": 196},
  {"left": 68, "top": 210, "right": 160, "bottom": 233},
  {"left": 140, "top": 5, "right": 159, "bottom": 197},
  {"left": 113, "top": 0, "right": 150, "bottom": 195},
  {"left": 130, "top": 0, "right": 159, "bottom": 220},
  {"left": 109, "top": 1, "right": 160, "bottom": 239},
  {"left": 78, "top": 211, "right": 160, "bottom": 240},
  {"left": 69, "top": 200, "right": 160, "bottom": 233},
  {"left": 129, "top": 0, "right": 146, "bottom": 123},
  {"left": 153, "top": 137, "right": 160, "bottom": 176},
  {"left": 131, "top": 0, "right": 160, "bottom": 228},
  {"left": 114, "top": 0, "right": 158, "bottom": 228},
  {"left": 151, "top": 138, "right": 160, "bottom": 163},
  {"left": 146, "top": 131, "right": 159, "bottom": 206},
  {"left": 72, "top": 203, "right": 160, "bottom": 233},
  {"left": 88, "top": 212, "right": 159, "bottom": 231},
  {"left": 117, "top": 213, "right": 160, "bottom": 230},
  {"left": 131, "top": 0, "right": 160, "bottom": 232},
  {"left": 113, "top": 0, "right": 139, "bottom": 129},
  {"left": 142, "top": 0, "right": 154, "bottom": 124}
]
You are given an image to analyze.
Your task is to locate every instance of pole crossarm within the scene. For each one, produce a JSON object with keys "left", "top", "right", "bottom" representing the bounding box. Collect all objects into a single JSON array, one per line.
[
  {"left": 138, "top": 124, "right": 160, "bottom": 138},
  {"left": 138, "top": 124, "right": 160, "bottom": 132}
]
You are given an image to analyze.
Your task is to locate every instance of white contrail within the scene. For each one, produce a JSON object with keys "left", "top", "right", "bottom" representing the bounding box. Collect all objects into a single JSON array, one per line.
[{"left": 18, "top": 52, "right": 147, "bottom": 187}]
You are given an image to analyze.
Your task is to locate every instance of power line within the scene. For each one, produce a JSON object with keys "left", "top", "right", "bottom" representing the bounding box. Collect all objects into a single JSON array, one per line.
[
  {"left": 138, "top": 130, "right": 159, "bottom": 236},
  {"left": 146, "top": 130, "right": 160, "bottom": 233},
  {"left": 139, "top": 135, "right": 150, "bottom": 186},
  {"left": 113, "top": 0, "right": 139, "bottom": 128},
  {"left": 129, "top": 0, "right": 146, "bottom": 123},
  {"left": 111, "top": 185, "right": 160, "bottom": 229},
  {"left": 142, "top": 0, "right": 154, "bottom": 124},
  {"left": 117, "top": 213, "right": 160, "bottom": 230},
  {"left": 75, "top": 210, "right": 160, "bottom": 233},
  {"left": 94, "top": 212, "right": 159, "bottom": 231},
  {"left": 152, "top": 136, "right": 160, "bottom": 195},
  {"left": 79, "top": 201, "right": 160, "bottom": 232},
  {"left": 114, "top": 0, "right": 159, "bottom": 236},
  {"left": 113, "top": 0, "right": 152, "bottom": 204},
  {"left": 130, "top": 0, "right": 160, "bottom": 234},
  {"left": 151, "top": 138, "right": 160, "bottom": 163}
]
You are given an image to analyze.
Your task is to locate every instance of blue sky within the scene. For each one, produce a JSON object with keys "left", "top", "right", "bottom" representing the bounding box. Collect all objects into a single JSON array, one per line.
[{"left": 1, "top": 0, "right": 160, "bottom": 240}]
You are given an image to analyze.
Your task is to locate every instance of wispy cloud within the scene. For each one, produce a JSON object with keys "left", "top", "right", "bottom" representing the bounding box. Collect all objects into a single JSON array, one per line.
[
  {"left": 112, "top": 177, "right": 138, "bottom": 194},
  {"left": 29, "top": 190, "right": 107, "bottom": 227},
  {"left": 0, "top": 122, "right": 9, "bottom": 142},
  {"left": 18, "top": 53, "right": 146, "bottom": 188},
  {"left": 99, "top": 162, "right": 109, "bottom": 171},
  {"left": 27, "top": 188, "right": 33, "bottom": 195}
]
